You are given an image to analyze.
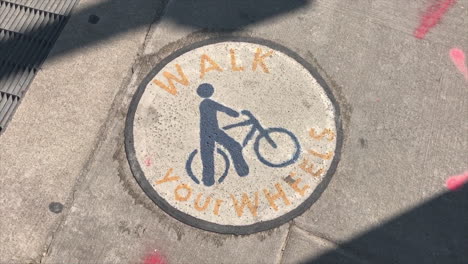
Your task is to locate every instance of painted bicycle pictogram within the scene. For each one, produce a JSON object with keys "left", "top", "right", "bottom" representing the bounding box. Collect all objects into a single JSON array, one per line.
[{"left": 186, "top": 83, "right": 301, "bottom": 186}]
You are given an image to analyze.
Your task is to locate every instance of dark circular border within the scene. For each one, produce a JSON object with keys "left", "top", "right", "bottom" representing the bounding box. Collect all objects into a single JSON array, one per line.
[{"left": 125, "top": 36, "right": 343, "bottom": 235}]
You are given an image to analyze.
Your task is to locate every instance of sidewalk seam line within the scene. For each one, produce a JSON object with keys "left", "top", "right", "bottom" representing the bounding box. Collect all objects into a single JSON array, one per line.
[
  {"left": 292, "top": 224, "right": 340, "bottom": 246},
  {"left": 141, "top": 0, "right": 171, "bottom": 52},
  {"left": 277, "top": 222, "right": 294, "bottom": 264},
  {"left": 292, "top": 225, "right": 372, "bottom": 264}
]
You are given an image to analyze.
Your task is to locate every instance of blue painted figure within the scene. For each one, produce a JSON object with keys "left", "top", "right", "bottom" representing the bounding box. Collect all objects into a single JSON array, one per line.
[
  {"left": 197, "top": 83, "right": 249, "bottom": 186},
  {"left": 186, "top": 83, "right": 301, "bottom": 187}
]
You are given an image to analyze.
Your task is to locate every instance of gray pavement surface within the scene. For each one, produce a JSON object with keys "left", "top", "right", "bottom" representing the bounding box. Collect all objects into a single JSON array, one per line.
[
  {"left": 0, "top": 0, "right": 467, "bottom": 263},
  {"left": 0, "top": 0, "right": 79, "bottom": 132}
]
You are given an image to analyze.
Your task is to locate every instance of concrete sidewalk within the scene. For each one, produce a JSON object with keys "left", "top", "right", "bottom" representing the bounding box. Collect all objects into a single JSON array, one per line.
[{"left": 1, "top": 0, "right": 467, "bottom": 263}]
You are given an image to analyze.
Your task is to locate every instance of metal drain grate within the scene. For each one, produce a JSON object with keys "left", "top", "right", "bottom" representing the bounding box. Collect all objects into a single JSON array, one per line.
[{"left": 0, "top": 0, "right": 78, "bottom": 133}]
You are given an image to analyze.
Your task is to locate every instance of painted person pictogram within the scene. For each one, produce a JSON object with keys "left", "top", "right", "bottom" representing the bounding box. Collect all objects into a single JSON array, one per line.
[{"left": 186, "top": 83, "right": 300, "bottom": 186}]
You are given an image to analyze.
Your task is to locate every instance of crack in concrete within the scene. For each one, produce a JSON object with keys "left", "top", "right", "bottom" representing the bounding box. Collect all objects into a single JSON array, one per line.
[{"left": 277, "top": 222, "right": 294, "bottom": 264}]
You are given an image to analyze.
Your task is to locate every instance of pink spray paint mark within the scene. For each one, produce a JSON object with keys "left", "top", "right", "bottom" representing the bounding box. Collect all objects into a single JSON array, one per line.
[
  {"left": 445, "top": 171, "right": 468, "bottom": 191},
  {"left": 414, "top": 0, "right": 456, "bottom": 39},
  {"left": 144, "top": 157, "right": 152, "bottom": 167},
  {"left": 143, "top": 251, "right": 167, "bottom": 264},
  {"left": 449, "top": 48, "right": 468, "bottom": 81}
]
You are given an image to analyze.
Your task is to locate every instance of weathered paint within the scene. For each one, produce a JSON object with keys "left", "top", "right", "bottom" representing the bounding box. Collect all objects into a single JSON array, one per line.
[{"left": 126, "top": 38, "right": 342, "bottom": 234}]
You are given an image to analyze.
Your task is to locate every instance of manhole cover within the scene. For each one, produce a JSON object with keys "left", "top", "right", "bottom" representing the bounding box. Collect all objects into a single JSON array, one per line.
[{"left": 125, "top": 37, "right": 342, "bottom": 234}]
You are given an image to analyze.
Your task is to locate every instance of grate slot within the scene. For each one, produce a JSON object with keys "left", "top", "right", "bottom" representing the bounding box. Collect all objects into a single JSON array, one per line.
[
  {"left": 0, "top": 2, "right": 66, "bottom": 32},
  {"left": 0, "top": 30, "right": 50, "bottom": 69},
  {"left": 0, "top": 0, "right": 78, "bottom": 133},
  {"left": 1, "top": 0, "right": 67, "bottom": 16},
  {"left": 0, "top": 93, "right": 19, "bottom": 132}
]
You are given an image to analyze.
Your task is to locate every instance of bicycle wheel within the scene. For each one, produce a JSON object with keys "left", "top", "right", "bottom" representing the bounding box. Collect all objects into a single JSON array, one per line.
[
  {"left": 254, "top": 127, "right": 301, "bottom": 168},
  {"left": 185, "top": 148, "right": 230, "bottom": 186}
]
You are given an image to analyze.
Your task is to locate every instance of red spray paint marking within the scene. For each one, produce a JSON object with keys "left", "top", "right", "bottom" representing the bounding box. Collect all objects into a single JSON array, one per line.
[
  {"left": 445, "top": 171, "right": 468, "bottom": 191},
  {"left": 414, "top": 0, "right": 456, "bottom": 39},
  {"left": 449, "top": 48, "right": 468, "bottom": 81},
  {"left": 143, "top": 251, "right": 167, "bottom": 264},
  {"left": 144, "top": 157, "right": 152, "bottom": 167}
]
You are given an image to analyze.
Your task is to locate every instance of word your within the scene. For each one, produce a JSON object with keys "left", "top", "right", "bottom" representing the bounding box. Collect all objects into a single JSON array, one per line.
[{"left": 152, "top": 48, "right": 274, "bottom": 96}]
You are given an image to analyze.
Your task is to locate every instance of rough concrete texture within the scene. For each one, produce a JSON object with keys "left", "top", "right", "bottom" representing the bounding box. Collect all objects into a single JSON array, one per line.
[
  {"left": 0, "top": 0, "right": 162, "bottom": 262},
  {"left": 1, "top": 0, "right": 467, "bottom": 263}
]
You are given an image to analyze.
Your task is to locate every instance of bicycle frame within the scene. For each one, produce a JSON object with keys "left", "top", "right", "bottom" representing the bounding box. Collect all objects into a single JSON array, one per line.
[{"left": 222, "top": 110, "right": 278, "bottom": 148}]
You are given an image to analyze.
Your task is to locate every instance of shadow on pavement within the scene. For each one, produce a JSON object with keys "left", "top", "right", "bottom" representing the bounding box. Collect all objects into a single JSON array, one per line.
[
  {"left": 305, "top": 184, "right": 468, "bottom": 264},
  {"left": 13, "top": 0, "right": 311, "bottom": 61},
  {"left": 163, "top": 0, "right": 310, "bottom": 30},
  {"left": 0, "top": 0, "right": 310, "bottom": 132}
]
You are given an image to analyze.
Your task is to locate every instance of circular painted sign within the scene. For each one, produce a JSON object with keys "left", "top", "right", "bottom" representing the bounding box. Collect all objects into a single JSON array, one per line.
[{"left": 125, "top": 37, "right": 342, "bottom": 234}]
